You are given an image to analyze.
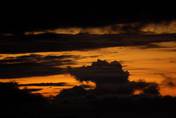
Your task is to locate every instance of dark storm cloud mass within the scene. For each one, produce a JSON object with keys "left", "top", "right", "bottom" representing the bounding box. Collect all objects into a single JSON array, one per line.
[
  {"left": 67, "top": 59, "right": 160, "bottom": 96},
  {"left": 1, "top": 33, "right": 176, "bottom": 54},
  {"left": 19, "top": 82, "right": 69, "bottom": 87},
  {"left": 0, "top": 54, "right": 77, "bottom": 78}
]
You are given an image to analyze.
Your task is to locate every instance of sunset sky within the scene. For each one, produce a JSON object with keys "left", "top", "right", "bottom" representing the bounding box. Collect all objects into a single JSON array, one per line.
[
  {"left": 0, "top": 2, "right": 176, "bottom": 97},
  {"left": 1, "top": 2, "right": 176, "bottom": 117}
]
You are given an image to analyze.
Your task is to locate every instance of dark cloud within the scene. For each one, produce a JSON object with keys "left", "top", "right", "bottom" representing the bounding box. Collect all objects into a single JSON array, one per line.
[
  {"left": 19, "top": 82, "right": 69, "bottom": 87},
  {"left": 0, "top": 54, "right": 77, "bottom": 78},
  {"left": 0, "top": 82, "right": 47, "bottom": 117},
  {"left": 160, "top": 74, "right": 176, "bottom": 88},
  {"left": 131, "top": 81, "right": 160, "bottom": 96},
  {"left": 1, "top": 82, "right": 176, "bottom": 117},
  {"left": 57, "top": 86, "right": 88, "bottom": 99},
  {"left": 1, "top": 33, "right": 176, "bottom": 54},
  {"left": 67, "top": 59, "right": 160, "bottom": 96},
  {"left": 138, "top": 43, "right": 164, "bottom": 49}
]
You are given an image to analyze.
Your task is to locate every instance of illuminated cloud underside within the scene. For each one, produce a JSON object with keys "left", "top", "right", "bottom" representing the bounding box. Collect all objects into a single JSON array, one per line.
[
  {"left": 141, "top": 21, "right": 176, "bottom": 34},
  {"left": 25, "top": 20, "right": 176, "bottom": 35}
]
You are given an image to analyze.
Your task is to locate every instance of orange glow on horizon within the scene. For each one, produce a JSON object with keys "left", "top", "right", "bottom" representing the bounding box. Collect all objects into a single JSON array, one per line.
[{"left": 1, "top": 41, "right": 176, "bottom": 97}]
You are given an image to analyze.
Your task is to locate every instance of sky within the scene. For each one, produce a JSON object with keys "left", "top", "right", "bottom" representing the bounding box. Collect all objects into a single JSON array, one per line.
[
  {"left": 0, "top": 2, "right": 176, "bottom": 33},
  {"left": 1, "top": 1, "right": 176, "bottom": 97},
  {"left": 1, "top": 2, "right": 176, "bottom": 117}
]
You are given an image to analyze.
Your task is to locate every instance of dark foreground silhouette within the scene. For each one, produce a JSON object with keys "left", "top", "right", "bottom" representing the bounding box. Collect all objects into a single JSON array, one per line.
[
  {"left": 0, "top": 82, "right": 176, "bottom": 118},
  {"left": 1, "top": 60, "right": 176, "bottom": 118}
]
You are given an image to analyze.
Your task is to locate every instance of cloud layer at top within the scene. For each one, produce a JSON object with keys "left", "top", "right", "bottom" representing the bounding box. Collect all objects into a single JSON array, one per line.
[
  {"left": 141, "top": 20, "right": 176, "bottom": 34},
  {"left": 25, "top": 20, "right": 176, "bottom": 35}
]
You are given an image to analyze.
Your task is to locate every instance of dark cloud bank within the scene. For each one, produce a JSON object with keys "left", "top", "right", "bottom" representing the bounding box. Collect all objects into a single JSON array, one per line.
[
  {"left": 67, "top": 59, "right": 159, "bottom": 96},
  {"left": 0, "top": 2, "right": 176, "bottom": 55},
  {"left": 0, "top": 33, "right": 176, "bottom": 54},
  {"left": 0, "top": 54, "right": 77, "bottom": 78},
  {"left": 1, "top": 60, "right": 176, "bottom": 118}
]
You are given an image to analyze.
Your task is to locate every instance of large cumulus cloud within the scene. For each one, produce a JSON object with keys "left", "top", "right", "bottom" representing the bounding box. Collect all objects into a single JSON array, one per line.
[{"left": 67, "top": 59, "right": 160, "bottom": 96}]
